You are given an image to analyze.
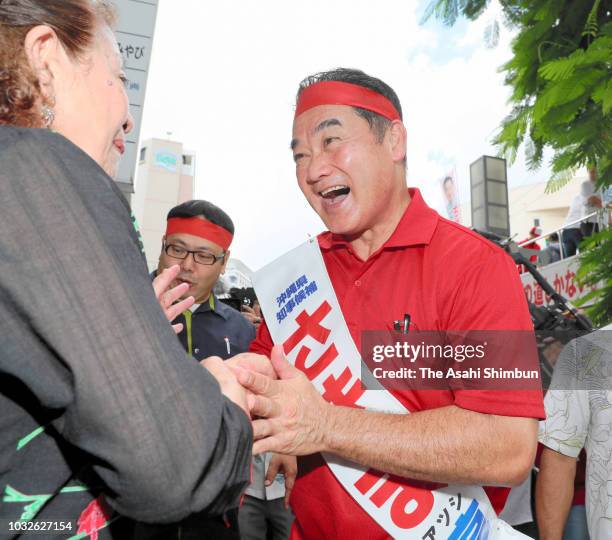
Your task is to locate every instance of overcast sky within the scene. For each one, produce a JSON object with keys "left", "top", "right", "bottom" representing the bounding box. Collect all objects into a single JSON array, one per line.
[{"left": 140, "top": 0, "right": 552, "bottom": 270}]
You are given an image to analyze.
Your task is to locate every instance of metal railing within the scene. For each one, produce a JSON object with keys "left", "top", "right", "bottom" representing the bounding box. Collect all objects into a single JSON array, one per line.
[{"left": 517, "top": 208, "right": 610, "bottom": 264}]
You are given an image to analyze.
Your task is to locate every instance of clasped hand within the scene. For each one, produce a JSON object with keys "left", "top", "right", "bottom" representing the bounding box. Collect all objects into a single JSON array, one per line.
[
  {"left": 202, "top": 345, "right": 329, "bottom": 457},
  {"left": 231, "top": 345, "right": 331, "bottom": 457}
]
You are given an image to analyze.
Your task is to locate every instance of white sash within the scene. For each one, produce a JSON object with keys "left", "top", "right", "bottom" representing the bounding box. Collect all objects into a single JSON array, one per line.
[{"left": 253, "top": 239, "right": 528, "bottom": 539}]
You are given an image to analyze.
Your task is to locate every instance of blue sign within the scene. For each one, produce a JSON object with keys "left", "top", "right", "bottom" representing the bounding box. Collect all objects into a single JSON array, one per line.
[{"left": 154, "top": 150, "right": 178, "bottom": 172}]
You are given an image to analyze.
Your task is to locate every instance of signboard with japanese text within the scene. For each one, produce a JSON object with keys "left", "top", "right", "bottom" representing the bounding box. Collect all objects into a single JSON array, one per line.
[
  {"left": 114, "top": 0, "right": 158, "bottom": 192},
  {"left": 520, "top": 256, "right": 598, "bottom": 308},
  {"left": 253, "top": 240, "right": 528, "bottom": 540}
]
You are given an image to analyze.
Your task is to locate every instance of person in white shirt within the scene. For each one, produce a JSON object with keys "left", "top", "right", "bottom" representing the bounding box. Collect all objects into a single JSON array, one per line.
[
  {"left": 537, "top": 325, "right": 612, "bottom": 540},
  {"left": 580, "top": 167, "right": 603, "bottom": 237},
  {"left": 562, "top": 193, "right": 584, "bottom": 257}
]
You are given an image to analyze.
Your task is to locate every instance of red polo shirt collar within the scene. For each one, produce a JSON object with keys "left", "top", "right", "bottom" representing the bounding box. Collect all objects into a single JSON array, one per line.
[{"left": 318, "top": 188, "right": 438, "bottom": 250}]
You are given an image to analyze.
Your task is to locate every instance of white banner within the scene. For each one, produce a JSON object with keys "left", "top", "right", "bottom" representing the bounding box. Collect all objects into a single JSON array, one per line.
[
  {"left": 520, "top": 255, "right": 598, "bottom": 307},
  {"left": 253, "top": 239, "right": 527, "bottom": 539}
]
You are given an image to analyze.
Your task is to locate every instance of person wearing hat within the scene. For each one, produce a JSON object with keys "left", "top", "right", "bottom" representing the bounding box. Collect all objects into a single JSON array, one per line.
[{"left": 518, "top": 226, "right": 543, "bottom": 273}]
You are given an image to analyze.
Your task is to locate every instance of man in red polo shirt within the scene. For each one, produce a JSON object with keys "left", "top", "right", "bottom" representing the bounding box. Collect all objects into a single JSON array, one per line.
[{"left": 242, "top": 68, "right": 544, "bottom": 539}]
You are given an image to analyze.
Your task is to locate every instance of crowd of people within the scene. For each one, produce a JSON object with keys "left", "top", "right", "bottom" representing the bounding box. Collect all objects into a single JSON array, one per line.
[{"left": 0, "top": 1, "right": 608, "bottom": 539}]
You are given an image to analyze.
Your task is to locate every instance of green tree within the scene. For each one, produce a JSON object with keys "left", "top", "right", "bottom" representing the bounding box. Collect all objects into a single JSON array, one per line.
[{"left": 424, "top": 0, "right": 612, "bottom": 325}]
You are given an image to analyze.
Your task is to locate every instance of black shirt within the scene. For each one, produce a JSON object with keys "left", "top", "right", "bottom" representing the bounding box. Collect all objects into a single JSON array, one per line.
[
  {"left": 0, "top": 128, "right": 252, "bottom": 539},
  {"left": 175, "top": 295, "right": 256, "bottom": 360}
]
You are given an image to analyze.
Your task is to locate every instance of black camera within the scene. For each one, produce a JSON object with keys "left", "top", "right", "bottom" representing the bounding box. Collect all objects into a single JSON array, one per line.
[{"left": 218, "top": 287, "right": 257, "bottom": 312}]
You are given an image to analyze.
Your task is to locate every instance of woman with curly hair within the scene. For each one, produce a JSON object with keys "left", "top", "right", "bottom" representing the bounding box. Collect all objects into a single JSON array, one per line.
[{"left": 0, "top": 2, "right": 254, "bottom": 538}]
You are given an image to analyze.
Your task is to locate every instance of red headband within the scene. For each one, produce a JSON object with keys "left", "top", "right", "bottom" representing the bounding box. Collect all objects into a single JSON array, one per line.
[
  {"left": 295, "top": 81, "right": 401, "bottom": 121},
  {"left": 166, "top": 217, "right": 233, "bottom": 250}
]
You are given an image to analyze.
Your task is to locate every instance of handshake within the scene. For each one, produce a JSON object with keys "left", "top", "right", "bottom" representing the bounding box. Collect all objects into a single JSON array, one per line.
[
  {"left": 154, "top": 264, "right": 331, "bottom": 459},
  {"left": 201, "top": 346, "right": 330, "bottom": 459},
  {"left": 204, "top": 348, "right": 322, "bottom": 507}
]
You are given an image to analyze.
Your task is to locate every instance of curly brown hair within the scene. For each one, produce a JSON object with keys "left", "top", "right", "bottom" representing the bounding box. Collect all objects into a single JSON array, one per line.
[{"left": 0, "top": 0, "right": 117, "bottom": 127}]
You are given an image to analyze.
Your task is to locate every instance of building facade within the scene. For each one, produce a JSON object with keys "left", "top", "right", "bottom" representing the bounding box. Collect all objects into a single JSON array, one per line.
[
  {"left": 132, "top": 138, "right": 196, "bottom": 270},
  {"left": 460, "top": 173, "right": 587, "bottom": 240}
]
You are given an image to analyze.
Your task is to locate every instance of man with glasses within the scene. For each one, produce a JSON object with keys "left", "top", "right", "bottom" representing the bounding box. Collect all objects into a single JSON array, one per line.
[
  {"left": 155, "top": 200, "right": 256, "bottom": 361},
  {"left": 142, "top": 200, "right": 256, "bottom": 538},
  {"left": 156, "top": 201, "right": 294, "bottom": 539}
]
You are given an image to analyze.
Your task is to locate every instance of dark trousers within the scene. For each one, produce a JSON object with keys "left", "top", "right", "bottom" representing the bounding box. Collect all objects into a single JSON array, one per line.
[
  {"left": 562, "top": 228, "right": 583, "bottom": 257},
  {"left": 238, "top": 496, "right": 294, "bottom": 540},
  {"left": 580, "top": 221, "right": 599, "bottom": 238},
  {"left": 132, "top": 511, "right": 240, "bottom": 540}
]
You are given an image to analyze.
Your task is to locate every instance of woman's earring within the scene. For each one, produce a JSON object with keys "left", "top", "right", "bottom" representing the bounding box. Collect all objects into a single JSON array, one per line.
[
  {"left": 41, "top": 93, "right": 56, "bottom": 128},
  {"left": 41, "top": 105, "right": 55, "bottom": 128}
]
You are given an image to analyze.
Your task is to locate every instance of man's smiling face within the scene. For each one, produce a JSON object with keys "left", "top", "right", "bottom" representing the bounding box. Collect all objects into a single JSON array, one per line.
[{"left": 291, "top": 104, "right": 398, "bottom": 238}]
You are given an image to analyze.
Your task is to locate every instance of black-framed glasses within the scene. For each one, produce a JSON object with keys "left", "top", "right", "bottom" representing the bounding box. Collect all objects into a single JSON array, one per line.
[{"left": 164, "top": 242, "right": 225, "bottom": 266}]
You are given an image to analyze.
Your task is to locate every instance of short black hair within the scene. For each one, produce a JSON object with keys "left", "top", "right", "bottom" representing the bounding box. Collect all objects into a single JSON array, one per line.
[
  {"left": 443, "top": 176, "right": 453, "bottom": 186},
  {"left": 296, "top": 68, "right": 403, "bottom": 143},
  {"left": 167, "top": 200, "right": 234, "bottom": 235}
]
